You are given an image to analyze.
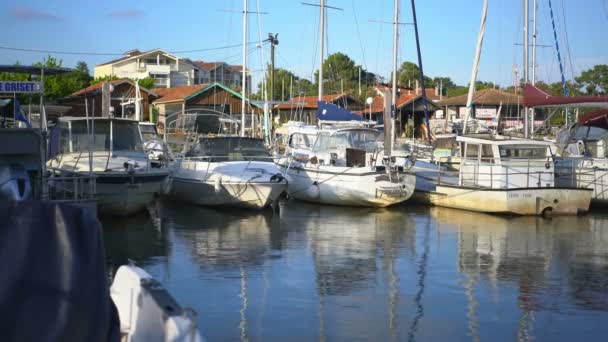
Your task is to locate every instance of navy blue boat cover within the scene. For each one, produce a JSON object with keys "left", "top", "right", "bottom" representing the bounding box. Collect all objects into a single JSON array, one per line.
[
  {"left": 0, "top": 201, "right": 120, "bottom": 342},
  {"left": 316, "top": 101, "right": 363, "bottom": 121}
]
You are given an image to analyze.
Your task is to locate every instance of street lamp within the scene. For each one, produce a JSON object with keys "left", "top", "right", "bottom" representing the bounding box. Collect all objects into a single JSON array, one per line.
[{"left": 365, "top": 97, "right": 374, "bottom": 121}]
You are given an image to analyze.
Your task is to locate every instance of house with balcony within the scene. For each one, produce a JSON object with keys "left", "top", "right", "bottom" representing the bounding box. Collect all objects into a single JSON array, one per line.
[
  {"left": 193, "top": 61, "right": 251, "bottom": 94},
  {"left": 93, "top": 49, "right": 202, "bottom": 88}
]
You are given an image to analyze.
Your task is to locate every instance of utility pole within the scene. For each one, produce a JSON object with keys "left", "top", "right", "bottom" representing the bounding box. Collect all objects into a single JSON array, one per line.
[{"left": 267, "top": 33, "right": 279, "bottom": 102}]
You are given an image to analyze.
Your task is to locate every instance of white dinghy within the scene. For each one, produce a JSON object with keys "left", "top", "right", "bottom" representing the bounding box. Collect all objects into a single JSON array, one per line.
[{"left": 111, "top": 264, "right": 203, "bottom": 342}]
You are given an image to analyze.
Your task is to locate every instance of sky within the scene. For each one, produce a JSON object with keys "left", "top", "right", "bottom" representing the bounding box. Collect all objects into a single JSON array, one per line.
[{"left": 1, "top": 0, "right": 607, "bottom": 93}]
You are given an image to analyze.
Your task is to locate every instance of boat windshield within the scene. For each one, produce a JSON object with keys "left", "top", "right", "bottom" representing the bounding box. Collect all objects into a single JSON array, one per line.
[
  {"left": 312, "top": 129, "right": 382, "bottom": 153},
  {"left": 139, "top": 124, "right": 158, "bottom": 141},
  {"left": 61, "top": 120, "right": 143, "bottom": 153},
  {"left": 571, "top": 125, "right": 608, "bottom": 141},
  {"left": 498, "top": 145, "right": 549, "bottom": 159},
  {"left": 185, "top": 137, "right": 270, "bottom": 161}
]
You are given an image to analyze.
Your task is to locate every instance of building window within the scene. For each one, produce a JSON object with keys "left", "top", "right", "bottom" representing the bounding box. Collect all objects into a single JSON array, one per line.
[{"left": 151, "top": 73, "right": 168, "bottom": 87}]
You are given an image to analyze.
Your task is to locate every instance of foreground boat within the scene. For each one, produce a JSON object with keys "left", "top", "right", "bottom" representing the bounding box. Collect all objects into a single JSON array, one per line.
[
  {"left": 48, "top": 117, "right": 171, "bottom": 216},
  {"left": 170, "top": 136, "right": 288, "bottom": 209},
  {"left": 415, "top": 134, "right": 592, "bottom": 215},
  {"left": 278, "top": 127, "right": 416, "bottom": 207},
  {"left": 111, "top": 264, "right": 203, "bottom": 341}
]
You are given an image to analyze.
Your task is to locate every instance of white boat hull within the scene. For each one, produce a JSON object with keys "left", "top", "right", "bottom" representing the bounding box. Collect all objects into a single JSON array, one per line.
[
  {"left": 171, "top": 177, "right": 287, "bottom": 209},
  {"left": 281, "top": 165, "right": 415, "bottom": 207},
  {"left": 94, "top": 171, "right": 170, "bottom": 216},
  {"left": 419, "top": 185, "right": 592, "bottom": 215},
  {"left": 170, "top": 160, "right": 288, "bottom": 209},
  {"left": 111, "top": 265, "right": 203, "bottom": 342}
]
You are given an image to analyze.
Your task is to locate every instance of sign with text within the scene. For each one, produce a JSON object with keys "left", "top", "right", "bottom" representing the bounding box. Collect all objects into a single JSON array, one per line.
[
  {"left": 475, "top": 107, "right": 497, "bottom": 119},
  {"left": 0, "top": 81, "right": 44, "bottom": 93}
]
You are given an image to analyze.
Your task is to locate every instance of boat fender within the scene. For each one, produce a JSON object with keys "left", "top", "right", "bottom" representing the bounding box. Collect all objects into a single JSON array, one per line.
[{"left": 214, "top": 177, "right": 222, "bottom": 193}]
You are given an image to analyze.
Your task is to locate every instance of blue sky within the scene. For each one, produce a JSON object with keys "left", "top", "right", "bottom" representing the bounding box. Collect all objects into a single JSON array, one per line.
[{"left": 1, "top": 0, "right": 606, "bottom": 92}]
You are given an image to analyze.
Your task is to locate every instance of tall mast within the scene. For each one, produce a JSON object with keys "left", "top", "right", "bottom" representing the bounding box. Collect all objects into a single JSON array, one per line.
[
  {"left": 391, "top": 0, "right": 398, "bottom": 149},
  {"left": 241, "top": 0, "right": 248, "bottom": 137},
  {"left": 318, "top": 0, "right": 325, "bottom": 100},
  {"left": 462, "top": 0, "right": 489, "bottom": 135},
  {"left": 532, "top": 0, "right": 537, "bottom": 85},
  {"left": 523, "top": 0, "right": 530, "bottom": 138},
  {"left": 411, "top": 0, "right": 431, "bottom": 143}
]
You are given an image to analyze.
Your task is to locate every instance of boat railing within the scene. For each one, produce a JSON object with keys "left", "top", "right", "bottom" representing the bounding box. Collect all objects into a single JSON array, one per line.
[
  {"left": 44, "top": 168, "right": 97, "bottom": 202},
  {"left": 554, "top": 157, "right": 608, "bottom": 194},
  {"left": 435, "top": 158, "right": 558, "bottom": 190}
]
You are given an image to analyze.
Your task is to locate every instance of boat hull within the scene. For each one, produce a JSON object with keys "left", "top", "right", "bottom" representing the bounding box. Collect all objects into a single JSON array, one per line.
[
  {"left": 420, "top": 185, "right": 592, "bottom": 215},
  {"left": 171, "top": 177, "right": 287, "bottom": 209},
  {"left": 282, "top": 166, "right": 416, "bottom": 207},
  {"left": 95, "top": 172, "right": 170, "bottom": 216}
]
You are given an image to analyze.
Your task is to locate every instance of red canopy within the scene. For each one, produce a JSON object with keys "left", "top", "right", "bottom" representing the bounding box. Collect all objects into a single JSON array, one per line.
[
  {"left": 578, "top": 109, "right": 608, "bottom": 129},
  {"left": 523, "top": 84, "right": 608, "bottom": 108}
]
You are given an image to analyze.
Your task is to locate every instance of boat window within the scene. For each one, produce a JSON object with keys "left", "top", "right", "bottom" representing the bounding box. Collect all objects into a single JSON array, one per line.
[
  {"left": 313, "top": 129, "right": 382, "bottom": 153},
  {"left": 480, "top": 144, "right": 494, "bottom": 161},
  {"left": 465, "top": 143, "right": 479, "bottom": 159},
  {"left": 186, "top": 137, "right": 270, "bottom": 161},
  {"left": 63, "top": 120, "right": 143, "bottom": 153},
  {"left": 289, "top": 133, "right": 313, "bottom": 149},
  {"left": 499, "top": 145, "right": 548, "bottom": 159},
  {"left": 572, "top": 126, "right": 608, "bottom": 141}
]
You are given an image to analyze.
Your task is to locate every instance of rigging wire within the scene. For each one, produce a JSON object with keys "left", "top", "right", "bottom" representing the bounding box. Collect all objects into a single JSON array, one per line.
[
  {"left": 559, "top": 0, "right": 576, "bottom": 81},
  {"left": 351, "top": 0, "right": 369, "bottom": 76},
  {"left": 0, "top": 41, "right": 267, "bottom": 57}
]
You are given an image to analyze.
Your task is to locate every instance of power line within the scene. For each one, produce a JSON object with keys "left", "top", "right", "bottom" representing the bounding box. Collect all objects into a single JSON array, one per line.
[{"left": 0, "top": 41, "right": 266, "bottom": 57}]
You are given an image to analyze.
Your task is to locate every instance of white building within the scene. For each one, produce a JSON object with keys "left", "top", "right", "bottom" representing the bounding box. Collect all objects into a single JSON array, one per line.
[{"left": 93, "top": 49, "right": 202, "bottom": 88}]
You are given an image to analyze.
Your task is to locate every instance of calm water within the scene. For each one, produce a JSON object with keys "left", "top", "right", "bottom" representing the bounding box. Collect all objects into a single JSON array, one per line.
[{"left": 102, "top": 202, "right": 608, "bottom": 341}]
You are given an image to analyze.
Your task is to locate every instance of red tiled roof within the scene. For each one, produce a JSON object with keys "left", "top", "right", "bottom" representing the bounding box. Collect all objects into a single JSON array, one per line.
[
  {"left": 274, "top": 93, "right": 348, "bottom": 110},
  {"left": 193, "top": 61, "right": 224, "bottom": 71},
  {"left": 152, "top": 84, "right": 210, "bottom": 104},
  {"left": 70, "top": 80, "right": 127, "bottom": 97}
]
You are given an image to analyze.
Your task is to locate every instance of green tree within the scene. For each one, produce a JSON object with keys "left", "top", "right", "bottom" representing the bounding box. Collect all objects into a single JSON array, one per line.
[
  {"left": 257, "top": 66, "right": 317, "bottom": 100},
  {"left": 30, "top": 56, "right": 90, "bottom": 100},
  {"left": 396, "top": 61, "right": 433, "bottom": 89},
  {"left": 137, "top": 77, "right": 156, "bottom": 89},
  {"left": 575, "top": 64, "right": 608, "bottom": 95},
  {"left": 312, "top": 52, "right": 376, "bottom": 97}
]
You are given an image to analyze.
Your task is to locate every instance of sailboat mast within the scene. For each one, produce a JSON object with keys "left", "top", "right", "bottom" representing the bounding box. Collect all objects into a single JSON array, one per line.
[
  {"left": 241, "top": 0, "right": 248, "bottom": 137},
  {"left": 390, "top": 0, "right": 398, "bottom": 151},
  {"left": 410, "top": 0, "right": 431, "bottom": 143},
  {"left": 318, "top": 0, "right": 325, "bottom": 101},
  {"left": 532, "top": 0, "right": 537, "bottom": 85},
  {"left": 523, "top": 0, "right": 530, "bottom": 138},
  {"left": 462, "top": 0, "right": 489, "bottom": 135}
]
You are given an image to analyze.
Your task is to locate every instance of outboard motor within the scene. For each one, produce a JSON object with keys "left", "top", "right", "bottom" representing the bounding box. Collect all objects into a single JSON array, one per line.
[{"left": 0, "top": 164, "right": 31, "bottom": 201}]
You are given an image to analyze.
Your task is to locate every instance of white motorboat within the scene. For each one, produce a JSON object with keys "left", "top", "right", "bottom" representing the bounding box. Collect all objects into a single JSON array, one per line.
[
  {"left": 48, "top": 117, "right": 171, "bottom": 216},
  {"left": 555, "top": 115, "right": 608, "bottom": 204},
  {"left": 416, "top": 134, "right": 591, "bottom": 215},
  {"left": 170, "top": 136, "right": 288, "bottom": 209},
  {"left": 278, "top": 127, "right": 416, "bottom": 207},
  {"left": 111, "top": 264, "right": 203, "bottom": 342}
]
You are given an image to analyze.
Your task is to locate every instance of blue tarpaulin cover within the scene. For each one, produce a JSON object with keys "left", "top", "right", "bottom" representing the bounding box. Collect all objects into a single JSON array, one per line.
[
  {"left": 316, "top": 101, "right": 362, "bottom": 121},
  {"left": 0, "top": 201, "right": 120, "bottom": 342}
]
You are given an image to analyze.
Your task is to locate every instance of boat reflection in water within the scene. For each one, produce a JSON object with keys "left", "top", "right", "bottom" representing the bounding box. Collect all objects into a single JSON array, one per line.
[{"left": 101, "top": 201, "right": 608, "bottom": 341}]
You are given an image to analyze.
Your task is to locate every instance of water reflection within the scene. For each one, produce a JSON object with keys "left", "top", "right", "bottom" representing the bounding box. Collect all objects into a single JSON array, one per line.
[{"left": 100, "top": 201, "right": 608, "bottom": 341}]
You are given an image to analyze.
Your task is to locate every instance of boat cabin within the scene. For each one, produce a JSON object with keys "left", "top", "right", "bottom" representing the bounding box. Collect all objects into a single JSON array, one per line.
[
  {"left": 52, "top": 117, "right": 144, "bottom": 156},
  {"left": 185, "top": 136, "right": 270, "bottom": 162},
  {"left": 561, "top": 124, "right": 608, "bottom": 158},
  {"left": 457, "top": 134, "right": 555, "bottom": 189},
  {"left": 309, "top": 128, "right": 383, "bottom": 167}
]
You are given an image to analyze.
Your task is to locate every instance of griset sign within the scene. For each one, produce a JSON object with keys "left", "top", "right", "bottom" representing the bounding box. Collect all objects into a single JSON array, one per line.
[{"left": 0, "top": 81, "right": 44, "bottom": 93}]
